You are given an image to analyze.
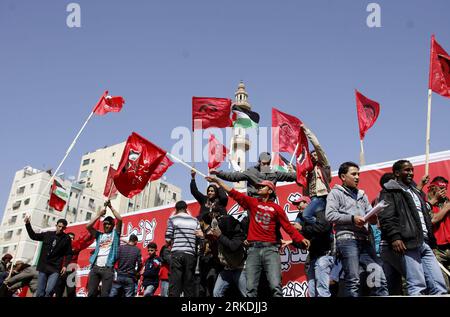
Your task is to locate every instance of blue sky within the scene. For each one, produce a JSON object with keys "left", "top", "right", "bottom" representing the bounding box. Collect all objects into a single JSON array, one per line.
[{"left": 1, "top": 0, "right": 450, "bottom": 219}]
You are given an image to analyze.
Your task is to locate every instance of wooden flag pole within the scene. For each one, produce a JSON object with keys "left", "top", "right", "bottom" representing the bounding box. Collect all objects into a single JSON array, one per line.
[
  {"left": 166, "top": 152, "right": 207, "bottom": 177},
  {"left": 35, "top": 111, "right": 95, "bottom": 209},
  {"left": 425, "top": 88, "right": 433, "bottom": 175},
  {"left": 359, "top": 139, "right": 366, "bottom": 166}
]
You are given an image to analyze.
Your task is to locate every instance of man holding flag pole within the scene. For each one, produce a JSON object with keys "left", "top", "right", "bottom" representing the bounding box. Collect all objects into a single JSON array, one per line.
[{"left": 425, "top": 35, "right": 450, "bottom": 174}]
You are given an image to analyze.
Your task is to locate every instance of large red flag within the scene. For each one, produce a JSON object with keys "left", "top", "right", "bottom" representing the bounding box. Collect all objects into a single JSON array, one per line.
[
  {"left": 103, "top": 165, "right": 119, "bottom": 198},
  {"left": 208, "top": 134, "right": 229, "bottom": 170},
  {"left": 48, "top": 179, "right": 68, "bottom": 212},
  {"left": 295, "top": 129, "right": 313, "bottom": 187},
  {"left": 192, "top": 97, "right": 232, "bottom": 130},
  {"left": 149, "top": 155, "right": 174, "bottom": 181},
  {"left": 71, "top": 219, "right": 101, "bottom": 253},
  {"left": 113, "top": 132, "right": 167, "bottom": 198},
  {"left": 272, "top": 107, "right": 302, "bottom": 154},
  {"left": 355, "top": 90, "right": 380, "bottom": 140},
  {"left": 429, "top": 35, "right": 450, "bottom": 98},
  {"left": 93, "top": 90, "right": 125, "bottom": 115}
]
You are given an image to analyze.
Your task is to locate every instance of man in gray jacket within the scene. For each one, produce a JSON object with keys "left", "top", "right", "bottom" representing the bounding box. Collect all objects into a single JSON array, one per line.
[
  {"left": 325, "top": 161, "right": 388, "bottom": 297},
  {"left": 210, "top": 152, "right": 296, "bottom": 198}
]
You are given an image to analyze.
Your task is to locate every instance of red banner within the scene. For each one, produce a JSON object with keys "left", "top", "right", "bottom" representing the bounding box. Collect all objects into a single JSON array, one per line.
[{"left": 68, "top": 152, "right": 450, "bottom": 297}]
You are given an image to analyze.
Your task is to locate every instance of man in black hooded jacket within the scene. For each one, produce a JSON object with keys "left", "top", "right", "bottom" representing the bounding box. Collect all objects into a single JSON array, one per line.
[{"left": 378, "top": 160, "right": 447, "bottom": 295}]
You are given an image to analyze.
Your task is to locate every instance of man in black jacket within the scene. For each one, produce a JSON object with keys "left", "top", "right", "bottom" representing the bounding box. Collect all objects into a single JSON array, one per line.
[
  {"left": 378, "top": 160, "right": 447, "bottom": 295},
  {"left": 300, "top": 210, "right": 334, "bottom": 297},
  {"left": 202, "top": 206, "right": 247, "bottom": 297},
  {"left": 24, "top": 216, "right": 72, "bottom": 297}
]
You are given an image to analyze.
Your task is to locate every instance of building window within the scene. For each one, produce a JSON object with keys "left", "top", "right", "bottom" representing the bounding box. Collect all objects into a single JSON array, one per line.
[
  {"left": 16, "top": 229, "right": 22, "bottom": 236},
  {"left": 72, "top": 208, "right": 77, "bottom": 214},
  {"left": 2, "top": 247, "right": 8, "bottom": 254},
  {"left": 88, "top": 199, "right": 95, "bottom": 210},
  {"left": 91, "top": 159, "right": 95, "bottom": 163},
  {"left": 12, "top": 201, "right": 21, "bottom": 210},
  {"left": 30, "top": 183, "right": 34, "bottom": 189},
  {"left": 80, "top": 170, "right": 88, "bottom": 178},
  {"left": 88, "top": 170, "right": 93, "bottom": 176},
  {"left": 4, "top": 231, "right": 13, "bottom": 240},
  {"left": 9, "top": 216, "right": 17, "bottom": 225},
  {"left": 24, "top": 198, "right": 30, "bottom": 205},
  {"left": 112, "top": 152, "right": 116, "bottom": 157},
  {"left": 85, "top": 212, "right": 92, "bottom": 221},
  {"left": 103, "top": 166, "right": 108, "bottom": 172},
  {"left": 75, "top": 193, "right": 79, "bottom": 199},
  {"left": 82, "top": 159, "right": 90, "bottom": 166},
  {"left": 16, "top": 186, "right": 25, "bottom": 195},
  {"left": 172, "top": 193, "right": 177, "bottom": 200},
  {"left": 13, "top": 245, "right": 17, "bottom": 251}
]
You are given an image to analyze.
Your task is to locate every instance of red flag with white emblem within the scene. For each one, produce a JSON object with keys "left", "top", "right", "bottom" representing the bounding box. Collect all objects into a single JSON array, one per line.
[
  {"left": 429, "top": 35, "right": 450, "bottom": 98},
  {"left": 192, "top": 97, "right": 232, "bottom": 130},
  {"left": 93, "top": 90, "right": 125, "bottom": 115},
  {"left": 113, "top": 132, "right": 167, "bottom": 198}
]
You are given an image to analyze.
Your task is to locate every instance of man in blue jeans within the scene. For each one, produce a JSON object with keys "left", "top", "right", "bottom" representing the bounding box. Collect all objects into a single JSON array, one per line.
[
  {"left": 326, "top": 162, "right": 388, "bottom": 297},
  {"left": 24, "top": 216, "right": 73, "bottom": 297},
  {"left": 206, "top": 177, "right": 310, "bottom": 297},
  {"left": 110, "top": 234, "right": 142, "bottom": 297},
  {"left": 300, "top": 209, "right": 334, "bottom": 297},
  {"left": 379, "top": 160, "right": 447, "bottom": 295},
  {"left": 300, "top": 123, "right": 331, "bottom": 224}
]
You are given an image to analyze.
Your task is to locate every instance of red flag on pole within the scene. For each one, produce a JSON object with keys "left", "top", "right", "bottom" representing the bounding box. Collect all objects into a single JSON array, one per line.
[
  {"left": 103, "top": 165, "right": 119, "bottom": 198},
  {"left": 208, "top": 134, "right": 229, "bottom": 170},
  {"left": 149, "top": 155, "right": 174, "bottom": 181},
  {"left": 295, "top": 130, "right": 313, "bottom": 187},
  {"left": 192, "top": 97, "right": 232, "bottom": 130},
  {"left": 272, "top": 107, "right": 302, "bottom": 154},
  {"left": 48, "top": 179, "right": 68, "bottom": 212},
  {"left": 355, "top": 90, "right": 380, "bottom": 140},
  {"left": 93, "top": 90, "right": 125, "bottom": 115},
  {"left": 429, "top": 35, "right": 450, "bottom": 98},
  {"left": 113, "top": 132, "right": 167, "bottom": 198}
]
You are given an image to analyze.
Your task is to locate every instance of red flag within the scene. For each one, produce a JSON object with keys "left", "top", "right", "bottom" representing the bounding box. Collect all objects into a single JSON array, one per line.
[
  {"left": 113, "top": 132, "right": 167, "bottom": 198},
  {"left": 48, "top": 179, "right": 68, "bottom": 212},
  {"left": 429, "top": 35, "right": 450, "bottom": 98},
  {"left": 295, "top": 129, "right": 313, "bottom": 187},
  {"left": 208, "top": 134, "right": 229, "bottom": 170},
  {"left": 71, "top": 219, "right": 101, "bottom": 253},
  {"left": 192, "top": 97, "right": 232, "bottom": 130},
  {"left": 103, "top": 165, "right": 119, "bottom": 198},
  {"left": 149, "top": 155, "right": 174, "bottom": 181},
  {"left": 272, "top": 107, "right": 302, "bottom": 154},
  {"left": 355, "top": 90, "right": 380, "bottom": 140},
  {"left": 93, "top": 90, "right": 125, "bottom": 115}
]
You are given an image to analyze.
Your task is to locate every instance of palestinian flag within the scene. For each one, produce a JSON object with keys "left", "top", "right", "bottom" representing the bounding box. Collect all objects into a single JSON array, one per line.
[
  {"left": 231, "top": 105, "right": 260, "bottom": 129},
  {"left": 49, "top": 179, "right": 68, "bottom": 211},
  {"left": 272, "top": 153, "right": 292, "bottom": 172}
]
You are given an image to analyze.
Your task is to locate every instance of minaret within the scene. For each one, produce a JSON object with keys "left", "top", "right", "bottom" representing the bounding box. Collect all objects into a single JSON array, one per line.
[{"left": 231, "top": 81, "right": 251, "bottom": 190}]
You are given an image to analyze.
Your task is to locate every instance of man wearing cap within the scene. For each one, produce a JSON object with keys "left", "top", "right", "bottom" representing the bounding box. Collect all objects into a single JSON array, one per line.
[
  {"left": 426, "top": 176, "right": 450, "bottom": 290},
  {"left": 292, "top": 195, "right": 311, "bottom": 230},
  {"left": 86, "top": 199, "right": 122, "bottom": 297},
  {"left": 210, "top": 152, "right": 296, "bottom": 198},
  {"left": 110, "top": 234, "right": 142, "bottom": 297},
  {"left": 206, "top": 176, "right": 310, "bottom": 297}
]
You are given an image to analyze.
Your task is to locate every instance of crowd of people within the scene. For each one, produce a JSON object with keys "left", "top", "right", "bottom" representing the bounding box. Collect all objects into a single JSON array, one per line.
[{"left": 1, "top": 124, "right": 450, "bottom": 297}]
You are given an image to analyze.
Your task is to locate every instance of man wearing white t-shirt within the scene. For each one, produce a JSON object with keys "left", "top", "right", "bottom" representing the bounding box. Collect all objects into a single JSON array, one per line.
[{"left": 86, "top": 200, "right": 122, "bottom": 297}]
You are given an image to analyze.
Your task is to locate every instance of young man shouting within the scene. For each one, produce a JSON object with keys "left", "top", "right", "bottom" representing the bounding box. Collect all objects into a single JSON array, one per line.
[{"left": 206, "top": 176, "right": 309, "bottom": 297}]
